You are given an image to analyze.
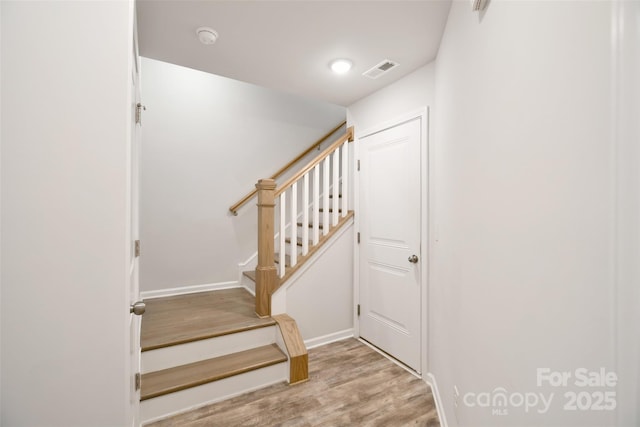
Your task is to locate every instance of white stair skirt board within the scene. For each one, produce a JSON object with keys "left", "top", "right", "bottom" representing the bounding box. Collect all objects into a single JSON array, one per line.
[
  {"left": 304, "top": 329, "right": 354, "bottom": 350},
  {"left": 142, "top": 325, "right": 278, "bottom": 374},
  {"left": 271, "top": 219, "right": 354, "bottom": 315},
  {"left": 141, "top": 281, "right": 240, "bottom": 300},
  {"left": 424, "top": 373, "right": 449, "bottom": 427},
  {"left": 140, "top": 362, "right": 288, "bottom": 424}
]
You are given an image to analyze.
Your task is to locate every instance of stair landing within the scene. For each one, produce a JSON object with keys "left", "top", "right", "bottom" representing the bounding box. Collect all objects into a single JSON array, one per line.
[{"left": 141, "top": 288, "right": 275, "bottom": 351}]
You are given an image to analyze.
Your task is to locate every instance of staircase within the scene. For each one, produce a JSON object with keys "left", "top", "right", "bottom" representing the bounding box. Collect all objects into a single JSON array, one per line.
[
  {"left": 139, "top": 288, "right": 305, "bottom": 424},
  {"left": 252, "top": 126, "right": 355, "bottom": 317},
  {"left": 140, "top": 124, "right": 355, "bottom": 424}
]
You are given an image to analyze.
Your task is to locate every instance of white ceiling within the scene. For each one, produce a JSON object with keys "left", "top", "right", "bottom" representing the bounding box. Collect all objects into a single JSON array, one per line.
[{"left": 136, "top": 1, "right": 452, "bottom": 106}]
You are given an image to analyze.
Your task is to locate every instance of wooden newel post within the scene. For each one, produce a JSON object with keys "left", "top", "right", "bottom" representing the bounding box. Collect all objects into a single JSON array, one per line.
[{"left": 255, "top": 179, "right": 278, "bottom": 317}]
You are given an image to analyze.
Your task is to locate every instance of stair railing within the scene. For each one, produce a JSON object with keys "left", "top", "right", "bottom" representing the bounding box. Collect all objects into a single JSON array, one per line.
[
  {"left": 229, "top": 121, "right": 346, "bottom": 216},
  {"left": 255, "top": 126, "right": 354, "bottom": 317}
]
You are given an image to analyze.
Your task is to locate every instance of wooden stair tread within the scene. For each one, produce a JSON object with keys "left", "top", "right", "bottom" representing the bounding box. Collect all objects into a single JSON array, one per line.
[
  {"left": 140, "top": 344, "right": 287, "bottom": 401},
  {"left": 243, "top": 270, "right": 256, "bottom": 282},
  {"left": 141, "top": 288, "right": 275, "bottom": 351}
]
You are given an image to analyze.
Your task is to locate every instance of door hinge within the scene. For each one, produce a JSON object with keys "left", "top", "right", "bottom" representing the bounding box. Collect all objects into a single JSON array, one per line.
[
  {"left": 357, "top": 160, "right": 360, "bottom": 171},
  {"left": 135, "top": 372, "right": 141, "bottom": 391},
  {"left": 134, "top": 240, "right": 141, "bottom": 258},
  {"left": 357, "top": 304, "right": 360, "bottom": 316},
  {"left": 135, "top": 103, "right": 146, "bottom": 125},
  {"left": 357, "top": 232, "right": 360, "bottom": 244}
]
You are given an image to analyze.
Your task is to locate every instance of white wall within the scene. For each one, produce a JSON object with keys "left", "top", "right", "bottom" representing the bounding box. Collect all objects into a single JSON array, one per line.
[
  {"left": 613, "top": 1, "right": 640, "bottom": 425},
  {"left": 347, "top": 62, "right": 435, "bottom": 134},
  {"left": 1, "top": 1, "right": 134, "bottom": 426},
  {"left": 140, "top": 58, "right": 345, "bottom": 292},
  {"left": 432, "top": 1, "right": 628, "bottom": 426}
]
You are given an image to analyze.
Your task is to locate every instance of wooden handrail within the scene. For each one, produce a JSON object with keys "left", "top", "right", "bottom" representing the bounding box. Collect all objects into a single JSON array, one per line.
[
  {"left": 275, "top": 126, "right": 354, "bottom": 197},
  {"left": 229, "top": 120, "right": 346, "bottom": 215}
]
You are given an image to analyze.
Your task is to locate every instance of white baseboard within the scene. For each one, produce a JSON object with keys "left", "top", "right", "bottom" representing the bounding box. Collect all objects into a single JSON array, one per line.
[
  {"left": 304, "top": 329, "right": 354, "bottom": 349},
  {"left": 141, "top": 281, "right": 240, "bottom": 300},
  {"left": 424, "top": 372, "right": 448, "bottom": 427}
]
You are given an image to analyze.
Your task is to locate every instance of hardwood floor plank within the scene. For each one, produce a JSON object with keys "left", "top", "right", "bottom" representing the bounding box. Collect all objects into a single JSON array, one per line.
[{"left": 145, "top": 339, "right": 440, "bottom": 427}]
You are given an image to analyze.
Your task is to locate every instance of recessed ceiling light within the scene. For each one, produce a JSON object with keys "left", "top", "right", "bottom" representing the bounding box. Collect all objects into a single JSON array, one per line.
[
  {"left": 196, "top": 27, "right": 218, "bottom": 45},
  {"left": 330, "top": 59, "right": 353, "bottom": 74}
]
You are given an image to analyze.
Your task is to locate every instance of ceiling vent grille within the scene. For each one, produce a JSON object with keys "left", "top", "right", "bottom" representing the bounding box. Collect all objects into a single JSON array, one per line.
[
  {"left": 362, "top": 59, "right": 399, "bottom": 79},
  {"left": 471, "top": 0, "right": 488, "bottom": 11}
]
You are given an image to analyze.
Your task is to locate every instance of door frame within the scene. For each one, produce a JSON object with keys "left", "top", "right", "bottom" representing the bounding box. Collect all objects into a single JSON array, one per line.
[
  {"left": 127, "top": 4, "right": 142, "bottom": 425},
  {"left": 353, "top": 107, "right": 429, "bottom": 375}
]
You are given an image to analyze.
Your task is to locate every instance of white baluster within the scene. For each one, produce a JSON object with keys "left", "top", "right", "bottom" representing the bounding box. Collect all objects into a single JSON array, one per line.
[
  {"left": 323, "top": 157, "right": 330, "bottom": 235},
  {"left": 302, "top": 173, "right": 309, "bottom": 256},
  {"left": 290, "top": 182, "right": 297, "bottom": 268},
  {"left": 279, "top": 192, "right": 286, "bottom": 278},
  {"left": 332, "top": 147, "right": 339, "bottom": 226},
  {"left": 341, "top": 142, "right": 348, "bottom": 217},
  {"left": 313, "top": 164, "right": 320, "bottom": 245}
]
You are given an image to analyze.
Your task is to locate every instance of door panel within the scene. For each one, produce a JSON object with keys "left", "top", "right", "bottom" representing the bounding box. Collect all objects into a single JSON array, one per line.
[{"left": 359, "top": 117, "right": 421, "bottom": 372}]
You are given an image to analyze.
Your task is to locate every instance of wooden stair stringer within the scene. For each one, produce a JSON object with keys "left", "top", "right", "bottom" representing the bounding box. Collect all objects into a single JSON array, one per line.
[{"left": 272, "top": 314, "right": 308, "bottom": 384}]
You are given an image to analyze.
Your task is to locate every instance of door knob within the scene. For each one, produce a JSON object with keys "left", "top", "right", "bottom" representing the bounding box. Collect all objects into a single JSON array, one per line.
[
  {"left": 130, "top": 301, "right": 146, "bottom": 316},
  {"left": 408, "top": 255, "right": 419, "bottom": 263}
]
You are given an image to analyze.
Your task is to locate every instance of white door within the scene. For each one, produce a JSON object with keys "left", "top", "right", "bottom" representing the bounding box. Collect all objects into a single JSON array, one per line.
[
  {"left": 127, "top": 28, "right": 142, "bottom": 427},
  {"left": 359, "top": 117, "right": 422, "bottom": 372}
]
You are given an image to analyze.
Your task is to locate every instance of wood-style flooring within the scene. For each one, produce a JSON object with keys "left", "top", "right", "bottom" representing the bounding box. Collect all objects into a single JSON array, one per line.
[
  {"left": 146, "top": 338, "right": 440, "bottom": 427},
  {"left": 141, "top": 288, "right": 274, "bottom": 351}
]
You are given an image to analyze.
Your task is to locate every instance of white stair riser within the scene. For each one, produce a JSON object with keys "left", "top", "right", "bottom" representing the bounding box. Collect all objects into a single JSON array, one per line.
[
  {"left": 140, "top": 362, "right": 288, "bottom": 424},
  {"left": 142, "top": 325, "right": 278, "bottom": 373}
]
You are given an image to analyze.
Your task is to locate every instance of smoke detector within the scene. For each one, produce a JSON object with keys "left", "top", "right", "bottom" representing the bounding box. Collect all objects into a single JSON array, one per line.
[
  {"left": 196, "top": 27, "right": 218, "bottom": 45},
  {"left": 362, "top": 59, "right": 399, "bottom": 79}
]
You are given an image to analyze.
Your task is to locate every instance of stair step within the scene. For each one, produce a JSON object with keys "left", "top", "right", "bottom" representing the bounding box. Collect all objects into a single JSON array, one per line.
[
  {"left": 142, "top": 325, "right": 278, "bottom": 374},
  {"left": 141, "top": 344, "right": 287, "bottom": 401},
  {"left": 296, "top": 222, "right": 323, "bottom": 229},
  {"left": 141, "top": 288, "right": 274, "bottom": 351},
  {"left": 243, "top": 270, "right": 256, "bottom": 282}
]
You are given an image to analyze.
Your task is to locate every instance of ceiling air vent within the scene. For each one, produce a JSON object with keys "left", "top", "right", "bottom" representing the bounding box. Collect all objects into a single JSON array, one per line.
[
  {"left": 471, "top": 0, "right": 488, "bottom": 11},
  {"left": 362, "top": 59, "right": 399, "bottom": 79}
]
